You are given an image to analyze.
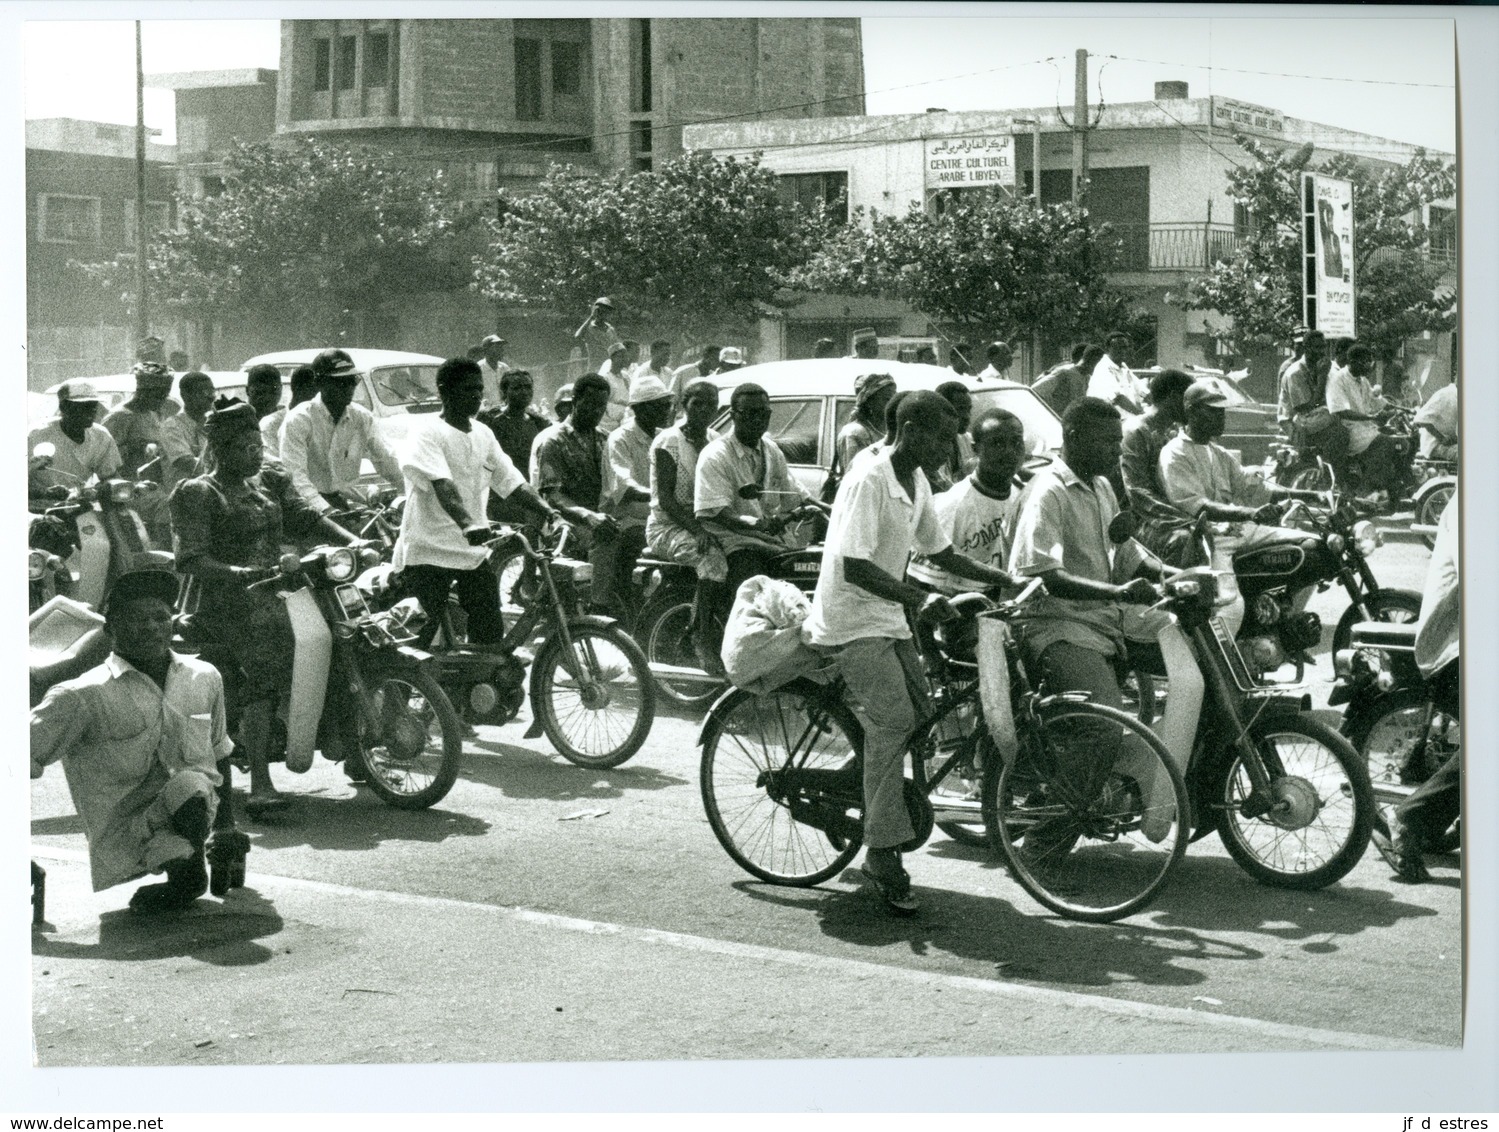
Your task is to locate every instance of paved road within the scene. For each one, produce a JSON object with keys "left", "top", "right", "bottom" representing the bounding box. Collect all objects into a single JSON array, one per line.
[{"left": 28, "top": 526, "right": 1461, "bottom": 1076}]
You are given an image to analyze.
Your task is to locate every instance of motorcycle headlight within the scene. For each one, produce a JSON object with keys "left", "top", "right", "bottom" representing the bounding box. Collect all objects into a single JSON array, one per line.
[
  {"left": 1352, "top": 520, "right": 1381, "bottom": 557},
  {"left": 322, "top": 547, "right": 357, "bottom": 582},
  {"left": 107, "top": 479, "right": 134, "bottom": 503},
  {"left": 1325, "top": 533, "right": 1345, "bottom": 555},
  {"left": 28, "top": 549, "right": 48, "bottom": 580}
]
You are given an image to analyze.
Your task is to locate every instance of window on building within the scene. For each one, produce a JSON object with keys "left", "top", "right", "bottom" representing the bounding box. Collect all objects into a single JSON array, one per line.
[
  {"left": 199, "top": 175, "right": 225, "bottom": 198},
  {"left": 552, "top": 40, "right": 581, "bottom": 98},
  {"left": 631, "top": 19, "right": 652, "bottom": 114},
  {"left": 1428, "top": 205, "right": 1456, "bottom": 261},
  {"left": 337, "top": 36, "right": 358, "bottom": 91},
  {"left": 515, "top": 38, "right": 543, "bottom": 121},
  {"left": 38, "top": 194, "right": 101, "bottom": 244},
  {"left": 1233, "top": 202, "right": 1256, "bottom": 237},
  {"left": 124, "top": 200, "right": 172, "bottom": 245},
  {"left": 313, "top": 38, "right": 331, "bottom": 91},
  {"left": 365, "top": 32, "right": 390, "bottom": 87},
  {"left": 776, "top": 172, "right": 849, "bottom": 226}
]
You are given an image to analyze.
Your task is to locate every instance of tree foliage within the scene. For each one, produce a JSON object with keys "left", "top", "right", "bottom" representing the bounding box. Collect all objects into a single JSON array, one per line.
[
  {"left": 474, "top": 151, "right": 829, "bottom": 341},
  {"left": 790, "top": 191, "right": 1135, "bottom": 348},
  {"left": 1183, "top": 135, "right": 1456, "bottom": 360},
  {"left": 78, "top": 138, "right": 479, "bottom": 343}
]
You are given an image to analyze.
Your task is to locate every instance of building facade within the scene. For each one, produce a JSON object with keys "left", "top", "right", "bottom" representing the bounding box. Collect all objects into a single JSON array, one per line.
[
  {"left": 686, "top": 83, "right": 1456, "bottom": 394},
  {"left": 24, "top": 119, "right": 177, "bottom": 389}
]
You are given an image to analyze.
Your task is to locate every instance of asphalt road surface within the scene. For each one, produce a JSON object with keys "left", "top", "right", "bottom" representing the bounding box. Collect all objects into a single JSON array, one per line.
[{"left": 28, "top": 523, "right": 1461, "bottom": 1078}]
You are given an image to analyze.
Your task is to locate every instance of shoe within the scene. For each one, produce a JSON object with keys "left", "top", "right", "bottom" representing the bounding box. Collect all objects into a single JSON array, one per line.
[
  {"left": 861, "top": 852, "right": 919, "bottom": 915},
  {"left": 692, "top": 634, "right": 727, "bottom": 678},
  {"left": 1371, "top": 825, "right": 1431, "bottom": 883},
  {"left": 129, "top": 849, "right": 208, "bottom": 914}
]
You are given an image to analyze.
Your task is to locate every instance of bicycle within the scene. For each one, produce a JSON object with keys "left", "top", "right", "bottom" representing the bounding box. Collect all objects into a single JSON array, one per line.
[{"left": 697, "top": 585, "right": 1191, "bottom": 923}]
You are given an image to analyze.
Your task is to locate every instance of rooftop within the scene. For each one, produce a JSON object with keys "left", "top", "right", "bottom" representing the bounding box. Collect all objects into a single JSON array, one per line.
[
  {"left": 146, "top": 68, "right": 278, "bottom": 90},
  {"left": 25, "top": 118, "right": 175, "bottom": 162}
]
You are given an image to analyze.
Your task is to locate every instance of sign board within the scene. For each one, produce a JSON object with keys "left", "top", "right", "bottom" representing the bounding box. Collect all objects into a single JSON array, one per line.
[
  {"left": 1301, "top": 172, "right": 1356, "bottom": 339},
  {"left": 924, "top": 134, "right": 1015, "bottom": 191},
  {"left": 1211, "top": 96, "right": 1286, "bottom": 139}
]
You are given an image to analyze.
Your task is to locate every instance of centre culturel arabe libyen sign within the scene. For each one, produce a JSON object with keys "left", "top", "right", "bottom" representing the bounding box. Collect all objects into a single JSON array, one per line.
[{"left": 924, "top": 134, "right": 1016, "bottom": 191}]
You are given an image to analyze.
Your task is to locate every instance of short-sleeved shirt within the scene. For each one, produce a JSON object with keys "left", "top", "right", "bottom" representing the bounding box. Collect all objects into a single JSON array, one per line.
[
  {"left": 909, "top": 475, "right": 1020, "bottom": 595},
  {"left": 395, "top": 415, "right": 525, "bottom": 572},
  {"left": 604, "top": 419, "right": 655, "bottom": 526},
  {"left": 477, "top": 406, "right": 549, "bottom": 476},
  {"left": 1086, "top": 356, "right": 1144, "bottom": 412},
  {"left": 28, "top": 419, "right": 121, "bottom": 493},
  {"left": 532, "top": 419, "right": 607, "bottom": 511},
  {"left": 29, "top": 651, "right": 231, "bottom": 891},
  {"left": 835, "top": 419, "right": 880, "bottom": 471},
  {"left": 259, "top": 406, "right": 288, "bottom": 458},
  {"left": 647, "top": 424, "right": 721, "bottom": 537},
  {"left": 597, "top": 361, "right": 632, "bottom": 434},
  {"left": 158, "top": 412, "right": 208, "bottom": 495},
  {"left": 479, "top": 359, "right": 511, "bottom": 410},
  {"left": 1032, "top": 365, "right": 1087, "bottom": 417},
  {"left": 1119, "top": 413, "right": 1182, "bottom": 522},
  {"left": 695, "top": 432, "right": 809, "bottom": 556},
  {"left": 1414, "top": 384, "right": 1458, "bottom": 458},
  {"left": 805, "top": 448, "right": 949, "bottom": 646},
  {"left": 102, "top": 402, "right": 171, "bottom": 480},
  {"left": 1415, "top": 487, "right": 1459, "bottom": 678},
  {"left": 1277, "top": 357, "right": 1322, "bottom": 425},
  {"left": 1325, "top": 367, "right": 1384, "bottom": 455},
  {"left": 1159, "top": 435, "right": 1270, "bottom": 519}
]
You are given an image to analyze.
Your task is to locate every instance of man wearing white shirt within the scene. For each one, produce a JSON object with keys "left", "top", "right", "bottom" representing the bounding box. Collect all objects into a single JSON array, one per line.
[
  {"left": 1326, "top": 342, "right": 1404, "bottom": 498},
  {"left": 1086, "top": 331, "right": 1145, "bottom": 415},
  {"left": 1413, "top": 382, "right": 1458, "bottom": 461},
  {"left": 975, "top": 341, "right": 1012, "bottom": 381},
  {"left": 603, "top": 375, "right": 676, "bottom": 607},
  {"left": 597, "top": 341, "right": 634, "bottom": 433},
  {"left": 28, "top": 380, "right": 121, "bottom": 505},
  {"left": 805, "top": 391, "right": 1013, "bottom": 914},
  {"left": 476, "top": 335, "right": 511, "bottom": 410},
  {"left": 627, "top": 339, "right": 674, "bottom": 390},
  {"left": 280, "top": 349, "right": 404, "bottom": 514},
  {"left": 393, "top": 357, "right": 557, "bottom": 648}
]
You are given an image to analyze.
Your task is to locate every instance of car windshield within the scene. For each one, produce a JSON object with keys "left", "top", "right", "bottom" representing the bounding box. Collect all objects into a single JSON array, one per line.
[
  {"left": 970, "top": 387, "right": 1063, "bottom": 455},
  {"left": 371, "top": 365, "right": 442, "bottom": 407}
]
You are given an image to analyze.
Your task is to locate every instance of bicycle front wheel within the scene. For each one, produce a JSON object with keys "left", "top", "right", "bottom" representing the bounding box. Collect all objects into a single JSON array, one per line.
[
  {"left": 700, "top": 683, "right": 864, "bottom": 886},
  {"left": 982, "top": 699, "right": 1189, "bottom": 923},
  {"left": 534, "top": 623, "right": 655, "bottom": 768}
]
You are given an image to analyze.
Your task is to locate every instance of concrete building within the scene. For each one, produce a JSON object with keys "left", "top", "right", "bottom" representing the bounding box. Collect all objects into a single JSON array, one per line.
[
  {"left": 686, "top": 82, "right": 1456, "bottom": 394},
  {"left": 148, "top": 69, "right": 279, "bottom": 202},
  {"left": 24, "top": 119, "right": 177, "bottom": 389}
]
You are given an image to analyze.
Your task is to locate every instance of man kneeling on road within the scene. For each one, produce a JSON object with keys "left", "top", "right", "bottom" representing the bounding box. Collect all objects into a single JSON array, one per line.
[
  {"left": 803, "top": 391, "right": 1014, "bottom": 916},
  {"left": 30, "top": 570, "right": 233, "bottom": 914}
]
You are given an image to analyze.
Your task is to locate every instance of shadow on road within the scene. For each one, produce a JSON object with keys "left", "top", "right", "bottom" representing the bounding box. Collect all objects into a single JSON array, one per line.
[
  {"left": 33, "top": 887, "right": 283, "bottom": 967},
  {"left": 236, "top": 789, "right": 491, "bottom": 852},
  {"left": 458, "top": 740, "right": 689, "bottom": 800}
]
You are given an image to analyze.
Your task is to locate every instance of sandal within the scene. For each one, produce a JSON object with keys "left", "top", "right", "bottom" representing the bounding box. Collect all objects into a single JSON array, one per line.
[
  {"left": 860, "top": 857, "right": 919, "bottom": 915},
  {"left": 244, "top": 793, "right": 293, "bottom": 822}
]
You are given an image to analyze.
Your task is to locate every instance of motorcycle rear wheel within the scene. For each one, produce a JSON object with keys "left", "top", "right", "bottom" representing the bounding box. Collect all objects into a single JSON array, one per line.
[
  {"left": 534, "top": 622, "right": 655, "bottom": 768},
  {"left": 637, "top": 591, "right": 723, "bottom": 708},
  {"left": 1417, "top": 483, "right": 1454, "bottom": 549},
  {"left": 355, "top": 666, "right": 463, "bottom": 810},
  {"left": 1216, "top": 715, "right": 1374, "bottom": 889}
]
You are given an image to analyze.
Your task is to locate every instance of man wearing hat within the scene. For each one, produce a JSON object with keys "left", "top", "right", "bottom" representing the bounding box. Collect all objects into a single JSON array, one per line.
[
  {"left": 476, "top": 334, "right": 511, "bottom": 409},
  {"left": 30, "top": 568, "right": 236, "bottom": 914},
  {"left": 28, "top": 380, "right": 122, "bottom": 505},
  {"left": 573, "top": 296, "right": 620, "bottom": 366},
  {"left": 599, "top": 374, "right": 677, "bottom": 610},
  {"left": 102, "top": 360, "right": 178, "bottom": 546},
  {"left": 850, "top": 328, "right": 880, "bottom": 361},
  {"left": 550, "top": 383, "right": 574, "bottom": 427},
  {"left": 280, "top": 348, "right": 404, "bottom": 514},
  {"left": 836, "top": 372, "right": 897, "bottom": 472},
  {"left": 1160, "top": 379, "right": 1320, "bottom": 634},
  {"left": 714, "top": 346, "right": 747, "bottom": 372}
]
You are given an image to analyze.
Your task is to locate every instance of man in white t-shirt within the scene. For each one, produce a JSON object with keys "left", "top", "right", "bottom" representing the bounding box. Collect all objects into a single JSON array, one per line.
[
  {"left": 1326, "top": 342, "right": 1405, "bottom": 498},
  {"left": 909, "top": 407, "right": 1027, "bottom": 595},
  {"left": 1413, "top": 382, "right": 1458, "bottom": 461},
  {"left": 1086, "top": 331, "right": 1146, "bottom": 416},
  {"left": 393, "top": 357, "right": 558, "bottom": 648},
  {"left": 804, "top": 391, "right": 1013, "bottom": 915}
]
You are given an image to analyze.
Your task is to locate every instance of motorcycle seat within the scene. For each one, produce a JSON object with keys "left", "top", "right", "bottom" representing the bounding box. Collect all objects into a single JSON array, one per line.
[{"left": 1349, "top": 621, "right": 1420, "bottom": 650}]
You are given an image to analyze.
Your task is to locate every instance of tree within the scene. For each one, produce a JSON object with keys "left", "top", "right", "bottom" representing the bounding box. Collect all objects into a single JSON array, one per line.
[
  {"left": 790, "top": 191, "right": 1136, "bottom": 351},
  {"left": 77, "top": 138, "right": 480, "bottom": 348},
  {"left": 1182, "top": 135, "right": 1456, "bottom": 362},
  {"left": 473, "top": 151, "right": 831, "bottom": 342}
]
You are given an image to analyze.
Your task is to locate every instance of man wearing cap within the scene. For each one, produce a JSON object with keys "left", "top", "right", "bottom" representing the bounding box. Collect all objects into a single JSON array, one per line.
[
  {"left": 837, "top": 372, "right": 896, "bottom": 472},
  {"left": 573, "top": 297, "right": 620, "bottom": 366},
  {"left": 102, "top": 361, "right": 178, "bottom": 546},
  {"left": 850, "top": 329, "right": 880, "bottom": 361},
  {"left": 1160, "top": 379, "right": 1320, "bottom": 634},
  {"left": 30, "top": 569, "right": 234, "bottom": 914},
  {"left": 601, "top": 374, "right": 677, "bottom": 610},
  {"left": 28, "top": 380, "right": 122, "bottom": 506},
  {"left": 477, "top": 335, "right": 511, "bottom": 409},
  {"left": 280, "top": 348, "right": 404, "bottom": 514},
  {"left": 550, "top": 383, "right": 574, "bottom": 426},
  {"left": 715, "top": 346, "right": 747, "bottom": 372},
  {"left": 672, "top": 344, "right": 722, "bottom": 392},
  {"left": 976, "top": 341, "right": 1014, "bottom": 382}
]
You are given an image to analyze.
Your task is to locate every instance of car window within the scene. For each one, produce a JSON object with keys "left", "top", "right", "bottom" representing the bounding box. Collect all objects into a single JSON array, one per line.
[
  {"left": 370, "top": 365, "right": 440, "bottom": 408},
  {"left": 833, "top": 397, "right": 856, "bottom": 438},
  {"left": 970, "top": 388, "right": 1063, "bottom": 455},
  {"left": 767, "top": 398, "right": 823, "bottom": 465}
]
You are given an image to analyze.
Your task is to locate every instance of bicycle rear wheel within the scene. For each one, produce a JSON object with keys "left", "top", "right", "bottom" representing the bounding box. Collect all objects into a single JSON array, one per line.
[
  {"left": 700, "top": 683, "right": 864, "bottom": 886},
  {"left": 982, "top": 699, "right": 1189, "bottom": 922}
]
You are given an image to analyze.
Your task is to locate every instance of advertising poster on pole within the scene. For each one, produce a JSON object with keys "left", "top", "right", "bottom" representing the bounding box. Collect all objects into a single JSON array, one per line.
[
  {"left": 1302, "top": 172, "right": 1356, "bottom": 338},
  {"left": 923, "top": 134, "right": 1016, "bottom": 191}
]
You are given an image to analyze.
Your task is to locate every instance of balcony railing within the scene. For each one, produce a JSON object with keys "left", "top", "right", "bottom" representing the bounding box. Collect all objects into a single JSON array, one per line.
[{"left": 1099, "top": 222, "right": 1243, "bottom": 273}]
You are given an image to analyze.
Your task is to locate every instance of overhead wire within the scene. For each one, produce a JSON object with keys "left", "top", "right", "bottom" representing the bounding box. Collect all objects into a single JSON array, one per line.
[{"left": 1104, "top": 54, "right": 1454, "bottom": 91}]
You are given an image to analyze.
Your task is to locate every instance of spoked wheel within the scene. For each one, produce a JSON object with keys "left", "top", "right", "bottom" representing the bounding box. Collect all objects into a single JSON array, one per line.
[
  {"left": 1331, "top": 589, "right": 1424, "bottom": 658},
  {"left": 1288, "top": 465, "right": 1332, "bottom": 493},
  {"left": 638, "top": 592, "right": 723, "bottom": 709},
  {"left": 1417, "top": 483, "right": 1453, "bottom": 549},
  {"left": 1216, "top": 715, "right": 1374, "bottom": 889},
  {"left": 700, "top": 683, "right": 864, "bottom": 886},
  {"left": 982, "top": 700, "right": 1189, "bottom": 922},
  {"left": 356, "top": 666, "right": 463, "bottom": 810},
  {"left": 930, "top": 734, "right": 991, "bottom": 849},
  {"left": 1344, "top": 687, "right": 1456, "bottom": 803},
  {"left": 494, "top": 551, "right": 536, "bottom": 631},
  {"left": 533, "top": 622, "right": 655, "bottom": 768}
]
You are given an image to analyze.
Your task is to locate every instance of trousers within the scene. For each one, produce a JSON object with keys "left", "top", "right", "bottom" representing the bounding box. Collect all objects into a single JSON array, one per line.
[
  {"left": 1396, "top": 660, "right": 1461, "bottom": 848},
  {"left": 401, "top": 562, "right": 505, "bottom": 647}
]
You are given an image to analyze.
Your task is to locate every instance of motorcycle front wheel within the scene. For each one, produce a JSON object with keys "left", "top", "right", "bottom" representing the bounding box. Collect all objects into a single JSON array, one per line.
[
  {"left": 534, "top": 622, "right": 655, "bottom": 768},
  {"left": 636, "top": 590, "right": 723, "bottom": 709},
  {"left": 356, "top": 665, "right": 463, "bottom": 810},
  {"left": 1330, "top": 589, "right": 1423, "bottom": 659},
  {"left": 1417, "top": 483, "right": 1454, "bottom": 549},
  {"left": 1216, "top": 715, "right": 1374, "bottom": 889}
]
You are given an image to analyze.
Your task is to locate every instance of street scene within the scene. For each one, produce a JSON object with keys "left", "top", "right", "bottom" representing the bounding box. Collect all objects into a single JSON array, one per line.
[{"left": 19, "top": 8, "right": 1472, "bottom": 1103}]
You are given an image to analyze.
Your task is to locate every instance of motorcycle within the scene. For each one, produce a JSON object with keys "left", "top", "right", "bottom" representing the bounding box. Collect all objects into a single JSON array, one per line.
[
  {"left": 359, "top": 526, "right": 656, "bottom": 770},
  {"left": 178, "top": 543, "right": 465, "bottom": 810},
  {"left": 1409, "top": 457, "right": 1456, "bottom": 550},
  {"left": 1329, "top": 620, "right": 1460, "bottom": 854},
  {"left": 28, "top": 513, "right": 75, "bottom": 613},
  {"left": 1270, "top": 407, "right": 1418, "bottom": 504}
]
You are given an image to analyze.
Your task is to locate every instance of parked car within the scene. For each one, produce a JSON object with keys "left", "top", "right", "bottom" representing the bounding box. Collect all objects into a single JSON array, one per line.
[
  {"left": 706, "top": 358, "right": 1064, "bottom": 498},
  {"left": 27, "top": 371, "right": 248, "bottom": 427},
  {"left": 1134, "top": 365, "right": 1280, "bottom": 468}
]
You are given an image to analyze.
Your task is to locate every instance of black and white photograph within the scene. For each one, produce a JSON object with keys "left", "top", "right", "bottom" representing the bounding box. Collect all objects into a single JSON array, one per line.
[{"left": 12, "top": 1, "right": 1496, "bottom": 1116}]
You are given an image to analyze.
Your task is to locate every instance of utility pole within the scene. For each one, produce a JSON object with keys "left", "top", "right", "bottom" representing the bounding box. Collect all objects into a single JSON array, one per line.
[
  {"left": 133, "top": 21, "right": 149, "bottom": 345},
  {"left": 1032, "top": 116, "right": 1042, "bottom": 203},
  {"left": 1072, "top": 47, "right": 1089, "bottom": 208}
]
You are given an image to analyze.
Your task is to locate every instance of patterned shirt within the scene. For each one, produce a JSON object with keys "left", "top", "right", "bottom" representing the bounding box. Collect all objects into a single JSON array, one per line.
[{"left": 532, "top": 419, "right": 608, "bottom": 511}]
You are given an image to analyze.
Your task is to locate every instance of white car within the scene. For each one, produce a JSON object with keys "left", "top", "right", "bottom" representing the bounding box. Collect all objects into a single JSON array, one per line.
[
  {"left": 705, "top": 358, "right": 1064, "bottom": 498},
  {"left": 28, "top": 371, "right": 249, "bottom": 427}
]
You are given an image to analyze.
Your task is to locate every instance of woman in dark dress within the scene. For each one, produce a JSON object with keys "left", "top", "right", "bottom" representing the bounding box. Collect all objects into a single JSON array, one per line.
[{"left": 171, "top": 397, "right": 363, "bottom": 819}]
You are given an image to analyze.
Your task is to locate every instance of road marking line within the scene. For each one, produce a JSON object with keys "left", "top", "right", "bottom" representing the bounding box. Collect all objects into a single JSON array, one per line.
[{"left": 30, "top": 843, "right": 1443, "bottom": 1052}]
